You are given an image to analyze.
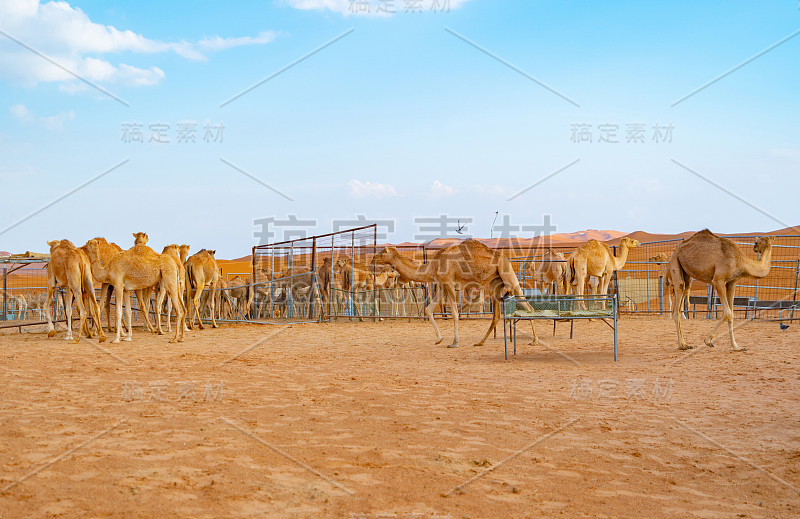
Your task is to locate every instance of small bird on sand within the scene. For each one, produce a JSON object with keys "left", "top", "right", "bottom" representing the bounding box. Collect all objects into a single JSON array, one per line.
[{"left": 780, "top": 323, "right": 790, "bottom": 331}]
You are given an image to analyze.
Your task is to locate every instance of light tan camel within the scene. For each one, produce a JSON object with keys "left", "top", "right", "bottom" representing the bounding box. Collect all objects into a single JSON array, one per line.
[
  {"left": 160, "top": 244, "right": 188, "bottom": 332},
  {"left": 527, "top": 249, "right": 569, "bottom": 295},
  {"left": 568, "top": 238, "right": 640, "bottom": 300},
  {"left": 86, "top": 239, "right": 184, "bottom": 343},
  {"left": 669, "top": 230, "right": 773, "bottom": 351},
  {"left": 650, "top": 251, "right": 674, "bottom": 313},
  {"left": 79, "top": 237, "right": 154, "bottom": 334},
  {"left": 45, "top": 240, "right": 106, "bottom": 343},
  {"left": 185, "top": 249, "right": 220, "bottom": 329},
  {"left": 373, "top": 240, "right": 538, "bottom": 348}
]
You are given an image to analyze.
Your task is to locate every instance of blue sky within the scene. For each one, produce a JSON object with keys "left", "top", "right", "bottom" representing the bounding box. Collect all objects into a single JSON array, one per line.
[{"left": 1, "top": 0, "right": 798, "bottom": 257}]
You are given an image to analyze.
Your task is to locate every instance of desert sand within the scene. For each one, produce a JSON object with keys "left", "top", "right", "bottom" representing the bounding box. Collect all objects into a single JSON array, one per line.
[{"left": 1, "top": 316, "right": 798, "bottom": 518}]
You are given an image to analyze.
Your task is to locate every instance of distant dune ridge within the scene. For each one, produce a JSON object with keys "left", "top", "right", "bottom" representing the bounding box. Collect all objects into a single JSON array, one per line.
[{"left": 224, "top": 226, "right": 797, "bottom": 265}]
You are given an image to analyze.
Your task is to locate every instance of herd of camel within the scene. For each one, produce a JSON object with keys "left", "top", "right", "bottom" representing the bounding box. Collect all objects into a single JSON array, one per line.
[{"left": 40, "top": 228, "right": 774, "bottom": 353}]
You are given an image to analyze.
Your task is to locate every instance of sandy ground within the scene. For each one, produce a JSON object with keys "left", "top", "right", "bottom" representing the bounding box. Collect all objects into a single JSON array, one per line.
[{"left": 0, "top": 315, "right": 798, "bottom": 518}]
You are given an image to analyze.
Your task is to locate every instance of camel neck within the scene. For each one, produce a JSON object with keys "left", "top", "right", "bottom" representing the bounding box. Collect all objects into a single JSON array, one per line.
[
  {"left": 744, "top": 248, "right": 772, "bottom": 278},
  {"left": 389, "top": 254, "right": 433, "bottom": 282}
]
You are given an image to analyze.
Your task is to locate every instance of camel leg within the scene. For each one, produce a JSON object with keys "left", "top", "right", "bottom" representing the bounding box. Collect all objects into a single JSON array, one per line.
[
  {"left": 71, "top": 286, "right": 89, "bottom": 344},
  {"left": 725, "top": 281, "right": 743, "bottom": 351},
  {"left": 425, "top": 286, "right": 444, "bottom": 345},
  {"left": 165, "top": 277, "right": 185, "bottom": 343},
  {"left": 671, "top": 270, "right": 691, "bottom": 350},
  {"left": 112, "top": 286, "right": 124, "bottom": 344},
  {"left": 137, "top": 289, "right": 156, "bottom": 333},
  {"left": 46, "top": 276, "right": 57, "bottom": 338},
  {"left": 192, "top": 283, "right": 206, "bottom": 330},
  {"left": 165, "top": 297, "right": 173, "bottom": 332},
  {"left": 100, "top": 284, "right": 112, "bottom": 332},
  {"left": 210, "top": 281, "right": 218, "bottom": 328},
  {"left": 442, "top": 283, "right": 459, "bottom": 348},
  {"left": 155, "top": 286, "right": 167, "bottom": 336},
  {"left": 123, "top": 291, "right": 134, "bottom": 342},
  {"left": 87, "top": 287, "right": 106, "bottom": 343},
  {"left": 704, "top": 280, "right": 742, "bottom": 350},
  {"left": 474, "top": 296, "right": 502, "bottom": 347},
  {"left": 63, "top": 288, "right": 75, "bottom": 341}
]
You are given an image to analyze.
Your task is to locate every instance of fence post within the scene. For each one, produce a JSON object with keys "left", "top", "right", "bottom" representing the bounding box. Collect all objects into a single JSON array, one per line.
[
  {"left": 2, "top": 268, "right": 6, "bottom": 321},
  {"left": 310, "top": 237, "right": 317, "bottom": 320},
  {"left": 251, "top": 245, "right": 257, "bottom": 320},
  {"left": 373, "top": 224, "right": 378, "bottom": 321},
  {"left": 792, "top": 259, "right": 799, "bottom": 323}
]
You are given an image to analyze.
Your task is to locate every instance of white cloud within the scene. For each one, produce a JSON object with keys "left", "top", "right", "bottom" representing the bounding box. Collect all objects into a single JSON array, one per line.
[
  {"left": 284, "top": 0, "right": 472, "bottom": 16},
  {"left": 429, "top": 180, "right": 455, "bottom": 197},
  {"left": 348, "top": 179, "right": 398, "bottom": 199},
  {"left": 0, "top": 1, "right": 275, "bottom": 88},
  {"left": 198, "top": 31, "right": 278, "bottom": 51},
  {"left": 10, "top": 103, "right": 74, "bottom": 130}
]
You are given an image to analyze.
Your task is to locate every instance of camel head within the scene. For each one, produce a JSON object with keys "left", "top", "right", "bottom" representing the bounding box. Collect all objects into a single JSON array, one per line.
[
  {"left": 179, "top": 244, "right": 190, "bottom": 262},
  {"left": 753, "top": 236, "right": 775, "bottom": 254},
  {"left": 620, "top": 238, "right": 640, "bottom": 249},
  {"left": 133, "top": 232, "right": 148, "bottom": 245},
  {"left": 85, "top": 238, "right": 101, "bottom": 261},
  {"left": 47, "top": 240, "right": 61, "bottom": 252},
  {"left": 336, "top": 258, "right": 348, "bottom": 268},
  {"left": 372, "top": 247, "right": 400, "bottom": 265}
]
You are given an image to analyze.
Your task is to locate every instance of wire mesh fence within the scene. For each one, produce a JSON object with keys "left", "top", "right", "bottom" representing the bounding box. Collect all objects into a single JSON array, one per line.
[{"left": 4, "top": 232, "right": 798, "bottom": 331}]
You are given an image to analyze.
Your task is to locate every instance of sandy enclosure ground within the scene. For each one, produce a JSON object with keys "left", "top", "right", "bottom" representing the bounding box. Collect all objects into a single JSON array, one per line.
[{"left": 0, "top": 316, "right": 799, "bottom": 518}]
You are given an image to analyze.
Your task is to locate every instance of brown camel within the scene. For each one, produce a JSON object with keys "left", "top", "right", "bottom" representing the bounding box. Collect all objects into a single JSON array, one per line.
[
  {"left": 185, "top": 249, "right": 220, "bottom": 329},
  {"left": 527, "top": 249, "right": 569, "bottom": 295},
  {"left": 372, "top": 239, "right": 538, "bottom": 348},
  {"left": 668, "top": 230, "right": 773, "bottom": 351},
  {"left": 568, "top": 238, "right": 640, "bottom": 301},
  {"left": 86, "top": 239, "right": 185, "bottom": 343},
  {"left": 45, "top": 240, "right": 106, "bottom": 343}
]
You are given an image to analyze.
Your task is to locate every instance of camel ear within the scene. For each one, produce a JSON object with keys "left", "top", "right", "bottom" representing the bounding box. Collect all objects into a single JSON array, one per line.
[
  {"left": 47, "top": 240, "right": 55, "bottom": 247},
  {"left": 132, "top": 233, "right": 137, "bottom": 239}
]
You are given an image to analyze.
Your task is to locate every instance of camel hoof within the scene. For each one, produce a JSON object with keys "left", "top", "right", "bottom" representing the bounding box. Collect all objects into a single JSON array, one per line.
[
  {"left": 473, "top": 342, "right": 484, "bottom": 347},
  {"left": 47, "top": 330, "right": 56, "bottom": 338},
  {"left": 447, "top": 343, "right": 459, "bottom": 348},
  {"left": 212, "top": 324, "right": 218, "bottom": 329},
  {"left": 112, "top": 338, "right": 120, "bottom": 344},
  {"left": 123, "top": 337, "right": 132, "bottom": 342},
  {"left": 72, "top": 338, "right": 81, "bottom": 344},
  {"left": 732, "top": 346, "right": 747, "bottom": 352},
  {"left": 157, "top": 331, "right": 164, "bottom": 336},
  {"left": 98, "top": 337, "right": 107, "bottom": 344},
  {"left": 435, "top": 338, "right": 444, "bottom": 345},
  {"left": 678, "top": 344, "right": 693, "bottom": 350},
  {"left": 704, "top": 337, "right": 713, "bottom": 347},
  {"left": 169, "top": 339, "right": 178, "bottom": 343}
]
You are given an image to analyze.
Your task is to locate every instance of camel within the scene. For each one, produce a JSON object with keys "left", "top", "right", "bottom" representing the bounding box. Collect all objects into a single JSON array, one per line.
[
  {"left": 159, "top": 244, "right": 189, "bottom": 332},
  {"left": 45, "top": 240, "right": 106, "bottom": 343},
  {"left": 215, "top": 278, "right": 232, "bottom": 320},
  {"left": 85, "top": 239, "right": 184, "bottom": 343},
  {"left": 668, "top": 230, "right": 773, "bottom": 351},
  {"left": 567, "top": 238, "right": 640, "bottom": 302},
  {"left": 185, "top": 249, "right": 220, "bottom": 329},
  {"left": 79, "top": 237, "right": 157, "bottom": 334},
  {"left": 10, "top": 293, "right": 27, "bottom": 319},
  {"left": 23, "top": 291, "right": 47, "bottom": 320},
  {"left": 372, "top": 239, "right": 538, "bottom": 348},
  {"left": 227, "top": 275, "right": 251, "bottom": 318},
  {"left": 650, "top": 252, "right": 674, "bottom": 313},
  {"left": 527, "top": 249, "right": 569, "bottom": 295}
]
